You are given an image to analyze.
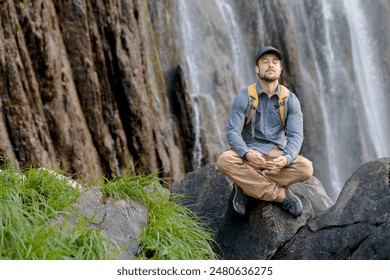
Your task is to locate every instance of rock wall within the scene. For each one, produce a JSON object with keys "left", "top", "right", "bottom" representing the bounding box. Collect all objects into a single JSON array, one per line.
[{"left": 0, "top": 0, "right": 192, "bottom": 182}]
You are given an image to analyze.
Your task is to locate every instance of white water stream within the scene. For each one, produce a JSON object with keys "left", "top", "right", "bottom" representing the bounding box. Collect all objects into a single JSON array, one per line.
[
  {"left": 343, "top": 0, "right": 388, "bottom": 158},
  {"left": 174, "top": 0, "right": 390, "bottom": 199}
]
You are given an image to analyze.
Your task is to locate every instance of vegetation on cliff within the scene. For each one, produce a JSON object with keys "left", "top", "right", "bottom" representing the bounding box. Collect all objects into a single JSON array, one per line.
[{"left": 0, "top": 164, "right": 216, "bottom": 260}]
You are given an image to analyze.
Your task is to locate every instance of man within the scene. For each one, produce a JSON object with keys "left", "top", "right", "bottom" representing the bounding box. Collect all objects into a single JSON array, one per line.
[{"left": 217, "top": 46, "right": 313, "bottom": 217}]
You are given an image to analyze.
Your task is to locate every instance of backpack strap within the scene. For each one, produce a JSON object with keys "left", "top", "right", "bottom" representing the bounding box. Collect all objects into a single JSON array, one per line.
[
  {"left": 245, "top": 83, "right": 290, "bottom": 129},
  {"left": 245, "top": 83, "right": 258, "bottom": 126},
  {"left": 278, "top": 85, "right": 290, "bottom": 127},
  {"left": 244, "top": 83, "right": 258, "bottom": 139}
]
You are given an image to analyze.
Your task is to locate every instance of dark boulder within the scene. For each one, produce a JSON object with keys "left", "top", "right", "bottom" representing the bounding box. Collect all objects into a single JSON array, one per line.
[
  {"left": 171, "top": 162, "right": 333, "bottom": 259},
  {"left": 276, "top": 157, "right": 390, "bottom": 259},
  {"left": 171, "top": 158, "right": 390, "bottom": 259}
]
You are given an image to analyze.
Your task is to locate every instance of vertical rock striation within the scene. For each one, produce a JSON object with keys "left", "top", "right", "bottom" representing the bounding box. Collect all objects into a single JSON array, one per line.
[{"left": 0, "top": 0, "right": 191, "bottom": 182}]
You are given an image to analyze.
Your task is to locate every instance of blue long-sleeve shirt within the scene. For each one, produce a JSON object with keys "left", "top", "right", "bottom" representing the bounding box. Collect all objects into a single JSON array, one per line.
[{"left": 226, "top": 82, "right": 304, "bottom": 165}]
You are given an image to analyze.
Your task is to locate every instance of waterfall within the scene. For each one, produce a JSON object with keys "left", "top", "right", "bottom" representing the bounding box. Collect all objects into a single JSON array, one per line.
[
  {"left": 176, "top": 1, "right": 203, "bottom": 168},
  {"left": 215, "top": 0, "right": 254, "bottom": 89},
  {"left": 173, "top": 0, "right": 390, "bottom": 200},
  {"left": 316, "top": 1, "right": 342, "bottom": 196},
  {"left": 175, "top": 0, "right": 255, "bottom": 168},
  {"left": 343, "top": 0, "right": 389, "bottom": 158},
  {"left": 311, "top": 0, "right": 390, "bottom": 198}
]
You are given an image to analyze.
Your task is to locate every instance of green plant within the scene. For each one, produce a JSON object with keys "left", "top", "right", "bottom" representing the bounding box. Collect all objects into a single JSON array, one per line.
[
  {"left": 0, "top": 166, "right": 113, "bottom": 260},
  {"left": 0, "top": 164, "right": 217, "bottom": 260},
  {"left": 103, "top": 171, "right": 218, "bottom": 260}
]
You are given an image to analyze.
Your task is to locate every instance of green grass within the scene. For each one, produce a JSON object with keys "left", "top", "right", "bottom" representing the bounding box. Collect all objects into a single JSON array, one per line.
[
  {"left": 0, "top": 166, "right": 113, "bottom": 259},
  {"left": 103, "top": 171, "right": 218, "bottom": 260},
  {"left": 0, "top": 165, "right": 217, "bottom": 260}
]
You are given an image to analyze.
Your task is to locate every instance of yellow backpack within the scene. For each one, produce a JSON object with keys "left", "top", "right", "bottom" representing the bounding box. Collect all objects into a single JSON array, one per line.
[{"left": 245, "top": 83, "right": 290, "bottom": 127}]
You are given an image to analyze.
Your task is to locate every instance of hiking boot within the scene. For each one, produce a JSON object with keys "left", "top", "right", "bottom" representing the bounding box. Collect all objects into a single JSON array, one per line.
[
  {"left": 232, "top": 183, "right": 248, "bottom": 215},
  {"left": 281, "top": 188, "right": 303, "bottom": 217}
]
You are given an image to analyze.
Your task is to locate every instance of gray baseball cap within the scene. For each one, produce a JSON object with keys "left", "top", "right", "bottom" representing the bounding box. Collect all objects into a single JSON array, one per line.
[{"left": 255, "top": 46, "right": 283, "bottom": 62}]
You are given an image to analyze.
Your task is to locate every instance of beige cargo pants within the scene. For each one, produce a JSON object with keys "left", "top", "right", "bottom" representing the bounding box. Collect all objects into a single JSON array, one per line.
[{"left": 217, "top": 147, "right": 313, "bottom": 202}]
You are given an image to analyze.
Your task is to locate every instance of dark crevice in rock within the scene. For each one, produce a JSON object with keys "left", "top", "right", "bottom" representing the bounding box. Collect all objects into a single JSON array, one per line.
[
  {"left": 346, "top": 236, "right": 369, "bottom": 259},
  {"left": 310, "top": 220, "right": 375, "bottom": 231},
  {"left": 103, "top": 28, "right": 139, "bottom": 165},
  {"left": 266, "top": 223, "right": 307, "bottom": 260},
  {"left": 169, "top": 65, "right": 195, "bottom": 172}
]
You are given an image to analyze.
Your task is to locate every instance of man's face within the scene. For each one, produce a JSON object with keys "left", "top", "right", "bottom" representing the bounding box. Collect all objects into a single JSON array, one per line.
[{"left": 255, "top": 53, "right": 282, "bottom": 82}]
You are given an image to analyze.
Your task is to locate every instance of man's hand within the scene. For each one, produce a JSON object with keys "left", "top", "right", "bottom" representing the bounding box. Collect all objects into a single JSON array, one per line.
[
  {"left": 245, "top": 151, "right": 274, "bottom": 169},
  {"left": 245, "top": 151, "right": 266, "bottom": 167},
  {"left": 245, "top": 151, "right": 288, "bottom": 170},
  {"left": 267, "top": 156, "right": 288, "bottom": 169}
]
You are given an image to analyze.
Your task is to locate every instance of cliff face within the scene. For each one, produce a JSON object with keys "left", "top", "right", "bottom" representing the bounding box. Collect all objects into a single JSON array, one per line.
[
  {"left": 0, "top": 0, "right": 192, "bottom": 181},
  {"left": 1, "top": 0, "right": 269, "bottom": 182}
]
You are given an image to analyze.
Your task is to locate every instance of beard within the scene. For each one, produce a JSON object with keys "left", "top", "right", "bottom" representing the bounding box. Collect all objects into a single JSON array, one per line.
[{"left": 258, "top": 70, "right": 280, "bottom": 82}]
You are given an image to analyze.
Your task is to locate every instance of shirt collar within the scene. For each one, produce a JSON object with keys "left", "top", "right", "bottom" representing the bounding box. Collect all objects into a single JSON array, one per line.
[{"left": 256, "top": 81, "right": 281, "bottom": 97}]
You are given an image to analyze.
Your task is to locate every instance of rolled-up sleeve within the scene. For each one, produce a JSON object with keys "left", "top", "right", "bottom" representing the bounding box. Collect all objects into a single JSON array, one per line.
[
  {"left": 282, "top": 94, "right": 304, "bottom": 165},
  {"left": 226, "top": 90, "right": 249, "bottom": 158}
]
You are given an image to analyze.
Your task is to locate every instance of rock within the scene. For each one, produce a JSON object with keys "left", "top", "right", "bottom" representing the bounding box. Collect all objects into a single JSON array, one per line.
[
  {"left": 171, "top": 162, "right": 232, "bottom": 235},
  {"left": 171, "top": 163, "right": 333, "bottom": 259},
  {"left": 275, "top": 157, "right": 390, "bottom": 259},
  {"left": 0, "top": 0, "right": 190, "bottom": 183},
  {"left": 56, "top": 188, "right": 148, "bottom": 260},
  {"left": 351, "top": 220, "right": 390, "bottom": 260},
  {"left": 172, "top": 158, "right": 390, "bottom": 259},
  {"left": 216, "top": 176, "right": 333, "bottom": 260}
]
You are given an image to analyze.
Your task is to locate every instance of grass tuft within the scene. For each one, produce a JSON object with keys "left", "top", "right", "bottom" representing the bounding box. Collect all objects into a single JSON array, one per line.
[
  {"left": 0, "top": 164, "right": 217, "bottom": 260},
  {"left": 0, "top": 165, "right": 113, "bottom": 260},
  {"left": 103, "top": 171, "right": 218, "bottom": 260}
]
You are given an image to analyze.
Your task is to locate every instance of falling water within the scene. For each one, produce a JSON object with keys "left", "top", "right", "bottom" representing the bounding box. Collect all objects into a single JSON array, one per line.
[
  {"left": 313, "top": 0, "right": 390, "bottom": 198},
  {"left": 174, "top": 0, "right": 390, "bottom": 199},
  {"left": 319, "top": 1, "right": 343, "bottom": 196},
  {"left": 343, "top": 0, "right": 388, "bottom": 158},
  {"left": 292, "top": 0, "right": 343, "bottom": 197},
  {"left": 215, "top": 0, "right": 254, "bottom": 89},
  {"left": 273, "top": 0, "right": 389, "bottom": 199},
  {"left": 175, "top": 0, "right": 254, "bottom": 169},
  {"left": 176, "top": 0, "right": 206, "bottom": 168}
]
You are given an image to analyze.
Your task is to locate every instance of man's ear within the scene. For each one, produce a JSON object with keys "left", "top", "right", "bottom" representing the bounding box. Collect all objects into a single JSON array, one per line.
[{"left": 255, "top": 65, "right": 259, "bottom": 74}]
